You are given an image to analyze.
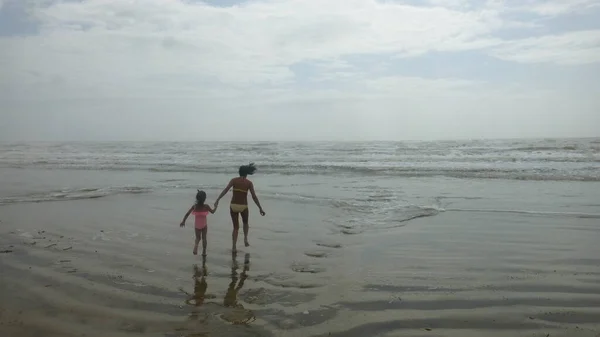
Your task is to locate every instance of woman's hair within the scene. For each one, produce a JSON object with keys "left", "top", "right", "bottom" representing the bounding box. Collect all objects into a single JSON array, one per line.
[
  {"left": 239, "top": 163, "right": 257, "bottom": 177},
  {"left": 195, "top": 190, "right": 207, "bottom": 205}
]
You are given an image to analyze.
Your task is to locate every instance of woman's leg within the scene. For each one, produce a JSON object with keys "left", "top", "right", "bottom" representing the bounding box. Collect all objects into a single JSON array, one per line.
[
  {"left": 201, "top": 227, "right": 208, "bottom": 256},
  {"left": 230, "top": 208, "right": 240, "bottom": 253},
  {"left": 193, "top": 228, "right": 201, "bottom": 255},
  {"left": 241, "top": 208, "right": 250, "bottom": 247}
]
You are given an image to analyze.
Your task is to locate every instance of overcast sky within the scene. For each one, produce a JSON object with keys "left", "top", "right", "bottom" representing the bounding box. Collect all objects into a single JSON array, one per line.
[{"left": 1, "top": 0, "right": 599, "bottom": 141}]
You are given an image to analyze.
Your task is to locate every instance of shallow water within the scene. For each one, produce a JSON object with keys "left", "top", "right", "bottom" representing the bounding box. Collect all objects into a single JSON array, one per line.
[{"left": 1, "top": 140, "right": 600, "bottom": 337}]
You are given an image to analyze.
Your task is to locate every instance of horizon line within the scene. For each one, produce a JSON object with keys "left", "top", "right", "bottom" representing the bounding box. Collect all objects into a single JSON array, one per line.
[{"left": 0, "top": 136, "right": 598, "bottom": 144}]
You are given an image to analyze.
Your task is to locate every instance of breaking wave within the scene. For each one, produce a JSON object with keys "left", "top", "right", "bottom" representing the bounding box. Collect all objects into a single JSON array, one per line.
[
  {"left": 445, "top": 208, "right": 600, "bottom": 219},
  {"left": 2, "top": 162, "right": 597, "bottom": 182},
  {"left": 0, "top": 138, "right": 599, "bottom": 182},
  {"left": 329, "top": 200, "right": 445, "bottom": 234},
  {"left": 0, "top": 186, "right": 153, "bottom": 205}
]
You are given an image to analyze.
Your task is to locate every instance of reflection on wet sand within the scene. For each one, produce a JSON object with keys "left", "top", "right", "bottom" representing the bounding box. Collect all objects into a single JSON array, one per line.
[
  {"left": 181, "top": 252, "right": 255, "bottom": 328},
  {"left": 224, "top": 252, "right": 250, "bottom": 308},
  {"left": 221, "top": 252, "right": 255, "bottom": 325},
  {"left": 186, "top": 255, "right": 209, "bottom": 307}
]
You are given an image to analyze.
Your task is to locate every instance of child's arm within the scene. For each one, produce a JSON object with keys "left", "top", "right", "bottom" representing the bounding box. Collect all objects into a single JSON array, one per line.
[
  {"left": 180, "top": 205, "right": 194, "bottom": 227},
  {"left": 207, "top": 205, "right": 217, "bottom": 214}
]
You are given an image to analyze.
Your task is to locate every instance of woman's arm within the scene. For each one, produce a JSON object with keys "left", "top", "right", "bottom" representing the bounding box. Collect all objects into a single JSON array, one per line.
[
  {"left": 249, "top": 182, "right": 265, "bottom": 216},
  {"left": 214, "top": 179, "right": 233, "bottom": 206},
  {"left": 180, "top": 205, "right": 194, "bottom": 227}
]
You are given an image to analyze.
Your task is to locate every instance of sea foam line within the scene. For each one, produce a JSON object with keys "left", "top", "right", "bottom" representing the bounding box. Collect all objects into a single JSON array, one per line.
[{"left": 445, "top": 208, "right": 600, "bottom": 219}]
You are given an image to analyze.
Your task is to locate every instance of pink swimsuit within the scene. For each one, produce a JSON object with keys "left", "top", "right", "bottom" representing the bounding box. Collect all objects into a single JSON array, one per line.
[{"left": 192, "top": 210, "right": 209, "bottom": 229}]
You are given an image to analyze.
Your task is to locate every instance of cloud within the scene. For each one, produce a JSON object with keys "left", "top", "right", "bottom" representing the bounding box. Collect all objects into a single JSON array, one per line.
[
  {"left": 0, "top": 0, "right": 599, "bottom": 141},
  {"left": 1, "top": 0, "right": 508, "bottom": 97},
  {"left": 513, "top": 0, "right": 600, "bottom": 16},
  {"left": 491, "top": 30, "right": 600, "bottom": 65}
]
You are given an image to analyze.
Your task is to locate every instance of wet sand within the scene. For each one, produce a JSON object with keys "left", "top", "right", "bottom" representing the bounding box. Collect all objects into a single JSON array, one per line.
[{"left": 1, "top": 188, "right": 600, "bottom": 337}]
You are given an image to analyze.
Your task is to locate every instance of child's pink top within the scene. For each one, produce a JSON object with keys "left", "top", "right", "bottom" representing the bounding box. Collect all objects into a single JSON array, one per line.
[{"left": 192, "top": 209, "right": 209, "bottom": 229}]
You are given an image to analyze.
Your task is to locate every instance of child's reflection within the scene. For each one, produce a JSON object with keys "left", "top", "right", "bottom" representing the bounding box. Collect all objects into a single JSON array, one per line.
[
  {"left": 185, "top": 255, "right": 208, "bottom": 307},
  {"left": 224, "top": 252, "right": 250, "bottom": 308}
]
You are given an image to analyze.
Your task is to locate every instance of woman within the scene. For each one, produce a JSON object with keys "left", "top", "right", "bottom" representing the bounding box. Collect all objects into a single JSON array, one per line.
[{"left": 215, "top": 163, "right": 265, "bottom": 253}]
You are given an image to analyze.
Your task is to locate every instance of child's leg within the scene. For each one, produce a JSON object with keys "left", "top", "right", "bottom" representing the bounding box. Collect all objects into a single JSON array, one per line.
[
  {"left": 241, "top": 208, "right": 250, "bottom": 247},
  {"left": 201, "top": 227, "right": 208, "bottom": 256},
  {"left": 193, "top": 228, "right": 201, "bottom": 255}
]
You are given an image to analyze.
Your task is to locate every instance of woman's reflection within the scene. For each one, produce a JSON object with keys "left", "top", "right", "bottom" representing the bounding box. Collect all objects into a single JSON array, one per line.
[{"left": 224, "top": 252, "right": 250, "bottom": 308}]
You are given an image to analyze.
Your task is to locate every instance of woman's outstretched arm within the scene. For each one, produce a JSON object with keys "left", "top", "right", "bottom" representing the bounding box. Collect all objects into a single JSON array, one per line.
[
  {"left": 249, "top": 182, "right": 265, "bottom": 216},
  {"left": 214, "top": 179, "right": 233, "bottom": 207}
]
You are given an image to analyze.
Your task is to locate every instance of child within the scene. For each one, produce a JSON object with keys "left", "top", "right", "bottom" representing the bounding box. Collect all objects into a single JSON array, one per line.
[{"left": 180, "top": 190, "right": 216, "bottom": 256}]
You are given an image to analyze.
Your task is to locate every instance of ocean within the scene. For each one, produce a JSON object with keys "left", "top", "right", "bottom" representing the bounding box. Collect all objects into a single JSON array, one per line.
[
  {"left": 2, "top": 138, "right": 599, "bottom": 181},
  {"left": 1, "top": 138, "right": 599, "bottom": 337}
]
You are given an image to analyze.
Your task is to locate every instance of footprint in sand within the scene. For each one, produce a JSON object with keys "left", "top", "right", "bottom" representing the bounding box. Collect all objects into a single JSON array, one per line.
[
  {"left": 263, "top": 277, "right": 324, "bottom": 289},
  {"left": 315, "top": 242, "right": 342, "bottom": 249},
  {"left": 304, "top": 250, "right": 329, "bottom": 258},
  {"left": 56, "top": 258, "right": 77, "bottom": 273},
  {"left": 340, "top": 229, "right": 362, "bottom": 235},
  {"left": 291, "top": 262, "right": 325, "bottom": 274}
]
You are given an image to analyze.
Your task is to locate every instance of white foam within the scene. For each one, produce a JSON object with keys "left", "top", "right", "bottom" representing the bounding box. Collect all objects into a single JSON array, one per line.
[{"left": 446, "top": 208, "right": 600, "bottom": 218}]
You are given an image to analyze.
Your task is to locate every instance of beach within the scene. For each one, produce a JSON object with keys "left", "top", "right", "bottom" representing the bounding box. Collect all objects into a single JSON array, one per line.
[{"left": 1, "top": 139, "right": 600, "bottom": 337}]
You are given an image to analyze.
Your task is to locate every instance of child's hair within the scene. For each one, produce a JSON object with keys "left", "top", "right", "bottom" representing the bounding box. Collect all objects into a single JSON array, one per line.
[
  {"left": 239, "top": 163, "right": 257, "bottom": 177},
  {"left": 195, "top": 190, "right": 207, "bottom": 205}
]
